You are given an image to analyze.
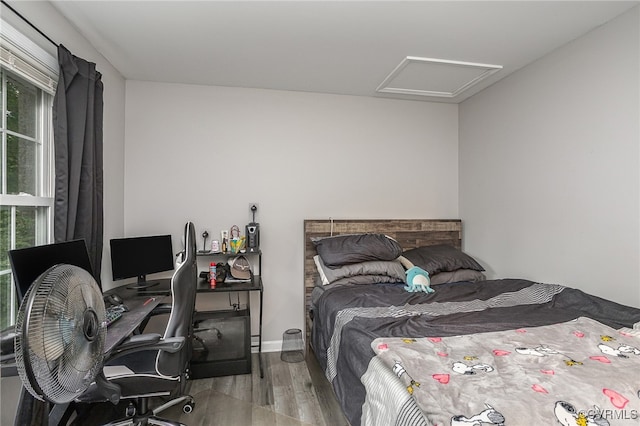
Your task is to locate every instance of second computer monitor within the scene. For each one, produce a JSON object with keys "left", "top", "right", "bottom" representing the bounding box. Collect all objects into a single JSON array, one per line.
[{"left": 109, "top": 234, "right": 174, "bottom": 289}]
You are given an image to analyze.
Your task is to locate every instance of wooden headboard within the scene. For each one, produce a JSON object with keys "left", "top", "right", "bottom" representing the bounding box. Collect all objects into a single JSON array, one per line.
[{"left": 303, "top": 219, "right": 462, "bottom": 345}]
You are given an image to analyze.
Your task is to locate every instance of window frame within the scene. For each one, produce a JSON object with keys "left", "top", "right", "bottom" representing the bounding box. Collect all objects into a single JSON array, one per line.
[{"left": 0, "top": 20, "right": 56, "bottom": 327}]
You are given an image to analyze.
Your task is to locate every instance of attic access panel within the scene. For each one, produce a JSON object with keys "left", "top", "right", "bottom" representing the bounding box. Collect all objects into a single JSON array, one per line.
[{"left": 376, "top": 56, "right": 502, "bottom": 99}]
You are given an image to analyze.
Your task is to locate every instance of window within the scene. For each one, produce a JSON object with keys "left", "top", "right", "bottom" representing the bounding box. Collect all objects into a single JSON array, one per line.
[
  {"left": 0, "top": 20, "right": 57, "bottom": 330},
  {"left": 0, "top": 69, "right": 53, "bottom": 329}
]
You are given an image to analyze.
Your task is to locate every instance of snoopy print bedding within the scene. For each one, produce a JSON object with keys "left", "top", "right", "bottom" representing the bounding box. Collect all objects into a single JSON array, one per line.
[
  {"left": 371, "top": 317, "right": 640, "bottom": 426},
  {"left": 310, "top": 279, "right": 640, "bottom": 426}
]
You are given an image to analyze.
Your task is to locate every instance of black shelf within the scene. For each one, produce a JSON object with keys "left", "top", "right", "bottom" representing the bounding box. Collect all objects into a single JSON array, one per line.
[
  {"left": 196, "top": 276, "right": 262, "bottom": 293},
  {"left": 196, "top": 250, "right": 261, "bottom": 257},
  {"left": 192, "top": 249, "right": 264, "bottom": 378}
]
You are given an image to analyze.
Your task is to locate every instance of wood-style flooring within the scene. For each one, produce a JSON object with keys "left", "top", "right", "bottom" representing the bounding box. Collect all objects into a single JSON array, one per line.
[{"left": 75, "top": 352, "right": 348, "bottom": 426}]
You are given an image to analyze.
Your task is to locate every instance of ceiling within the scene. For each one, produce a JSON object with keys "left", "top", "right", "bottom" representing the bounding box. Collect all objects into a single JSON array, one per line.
[{"left": 49, "top": 1, "right": 639, "bottom": 103}]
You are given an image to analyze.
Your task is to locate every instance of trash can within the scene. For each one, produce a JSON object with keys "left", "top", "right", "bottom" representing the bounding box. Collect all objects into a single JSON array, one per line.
[{"left": 280, "top": 328, "right": 304, "bottom": 363}]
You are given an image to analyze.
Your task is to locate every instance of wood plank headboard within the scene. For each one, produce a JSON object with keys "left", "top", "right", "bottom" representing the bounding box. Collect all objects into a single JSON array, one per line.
[{"left": 303, "top": 219, "right": 462, "bottom": 345}]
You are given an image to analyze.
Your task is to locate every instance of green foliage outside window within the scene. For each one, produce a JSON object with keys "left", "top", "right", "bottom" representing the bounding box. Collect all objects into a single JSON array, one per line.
[{"left": 0, "top": 69, "right": 50, "bottom": 330}]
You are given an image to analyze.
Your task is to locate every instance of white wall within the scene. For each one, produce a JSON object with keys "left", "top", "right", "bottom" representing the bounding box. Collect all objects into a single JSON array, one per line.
[
  {"left": 0, "top": 2, "right": 126, "bottom": 423},
  {"left": 124, "top": 82, "right": 458, "bottom": 342},
  {"left": 459, "top": 7, "right": 639, "bottom": 307}
]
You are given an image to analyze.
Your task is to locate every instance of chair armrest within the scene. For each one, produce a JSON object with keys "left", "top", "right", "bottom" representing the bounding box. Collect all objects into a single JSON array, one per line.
[
  {"left": 1, "top": 327, "right": 20, "bottom": 376},
  {"left": 107, "top": 334, "right": 185, "bottom": 359},
  {"left": 118, "top": 333, "right": 162, "bottom": 349},
  {"left": 0, "top": 346, "right": 17, "bottom": 377},
  {"left": 150, "top": 303, "right": 172, "bottom": 316},
  {"left": 0, "top": 326, "right": 16, "bottom": 355}
]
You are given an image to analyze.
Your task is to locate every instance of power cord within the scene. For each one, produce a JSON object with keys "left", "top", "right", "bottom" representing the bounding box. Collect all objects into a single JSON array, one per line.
[{"left": 228, "top": 293, "right": 241, "bottom": 311}]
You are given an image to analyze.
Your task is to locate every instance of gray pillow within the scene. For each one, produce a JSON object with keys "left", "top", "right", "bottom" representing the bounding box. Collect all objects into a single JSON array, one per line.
[
  {"left": 330, "top": 274, "right": 405, "bottom": 286},
  {"left": 402, "top": 244, "right": 484, "bottom": 275},
  {"left": 313, "top": 233, "right": 403, "bottom": 268},
  {"left": 314, "top": 255, "right": 406, "bottom": 285},
  {"left": 430, "top": 269, "right": 486, "bottom": 285}
]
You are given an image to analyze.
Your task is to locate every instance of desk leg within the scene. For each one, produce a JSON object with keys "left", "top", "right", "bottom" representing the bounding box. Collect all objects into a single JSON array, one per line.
[
  {"left": 258, "top": 288, "right": 264, "bottom": 378},
  {"left": 248, "top": 289, "right": 264, "bottom": 379}
]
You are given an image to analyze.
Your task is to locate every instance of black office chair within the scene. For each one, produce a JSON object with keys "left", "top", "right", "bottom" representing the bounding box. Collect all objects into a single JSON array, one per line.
[{"left": 76, "top": 221, "right": 198, "bottom": 425}]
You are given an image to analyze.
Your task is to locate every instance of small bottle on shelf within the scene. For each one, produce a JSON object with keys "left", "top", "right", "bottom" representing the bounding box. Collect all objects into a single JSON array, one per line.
[{"left": 209, "top": 262, "right": 217, "bottom": 289}]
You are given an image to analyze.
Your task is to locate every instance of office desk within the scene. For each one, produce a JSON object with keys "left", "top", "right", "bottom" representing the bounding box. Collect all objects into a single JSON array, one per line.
[
  {"left": 0, "top": 291, "right": 166, "bottom": 370},
  {"left": 110, "top": 277, "right": 265, "bottom": 378},
  {"left": 2, "top": 289, "right": 166, "bottom": 426},
  {"left": 104, "top": 295, "right": 166, "bottom": 354},
  {"left": 103, "top": 279, "right": 172, "bottom": 352}
]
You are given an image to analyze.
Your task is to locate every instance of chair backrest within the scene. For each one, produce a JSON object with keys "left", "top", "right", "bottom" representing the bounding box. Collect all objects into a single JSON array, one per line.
[{"left": 156, "top": 222, "right": 197, "bottom": 376}]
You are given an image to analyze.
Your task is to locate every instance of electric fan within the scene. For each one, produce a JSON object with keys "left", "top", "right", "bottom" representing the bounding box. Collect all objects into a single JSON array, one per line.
[{"left": 14, "top": 264, "right": 106, "bottom": 405}]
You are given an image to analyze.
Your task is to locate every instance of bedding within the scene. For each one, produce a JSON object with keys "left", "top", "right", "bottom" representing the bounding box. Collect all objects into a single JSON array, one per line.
[
  {"left": 310, "top": 279, "right": 640, "bottom": 426},
  {"left": 373, "top": 317, "right": 640, "bottom": 426}
]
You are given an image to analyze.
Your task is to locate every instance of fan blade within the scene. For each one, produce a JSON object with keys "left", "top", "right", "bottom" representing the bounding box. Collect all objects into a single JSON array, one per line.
[
  {"left": 80, "top": 283, "right": 93, "bottom": 309},
  {"left": 65, "top": 314, "right": 104, "bottom": 372}
]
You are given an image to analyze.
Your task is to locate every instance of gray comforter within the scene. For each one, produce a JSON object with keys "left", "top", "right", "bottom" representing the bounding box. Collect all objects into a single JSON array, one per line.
[{"left": 310, "top": 279, "right": 640, "bottom": 425}]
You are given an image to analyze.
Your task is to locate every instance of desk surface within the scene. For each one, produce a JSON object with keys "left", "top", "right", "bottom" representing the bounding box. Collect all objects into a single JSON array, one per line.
[
  {"left": 1, "top": 293, "right": 167, "bottom": 377},
  {"left": 104, "top": 278, "right": 261, "bottom": 362},
  {"left": 104, "top": 294, "right": 166, "bottom": 355},
  {"left": 108, "top": 277, "right": 263, "bottom": 295}
]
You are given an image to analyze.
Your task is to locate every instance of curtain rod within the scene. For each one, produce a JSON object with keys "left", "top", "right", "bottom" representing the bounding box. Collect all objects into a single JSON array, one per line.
[{"left": 1, "top": 0, "right": 57, "bottom": 47}]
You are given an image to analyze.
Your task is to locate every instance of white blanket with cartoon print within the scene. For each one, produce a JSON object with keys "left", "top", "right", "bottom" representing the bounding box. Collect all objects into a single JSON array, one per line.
[{"left": 371, "top": 317, "right": 640, "bottom": 426}]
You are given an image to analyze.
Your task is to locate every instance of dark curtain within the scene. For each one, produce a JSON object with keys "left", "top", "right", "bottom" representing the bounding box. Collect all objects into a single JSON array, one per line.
[{"left": 52, "top": 45, "right": 104, "bottom": 281}]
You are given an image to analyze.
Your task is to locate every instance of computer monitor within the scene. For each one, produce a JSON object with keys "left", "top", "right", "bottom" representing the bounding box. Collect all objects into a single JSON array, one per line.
[
  {"left": 109, "top": 234, "right": 174, "bottom": 290},
  {"left": 8, "top": 239, "right": 95, "bottom": 303}
]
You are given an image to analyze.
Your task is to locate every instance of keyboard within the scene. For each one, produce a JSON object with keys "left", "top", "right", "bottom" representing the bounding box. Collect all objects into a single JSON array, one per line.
[{"left": 105, "top": 305, "right": 125, "bottom": 327}]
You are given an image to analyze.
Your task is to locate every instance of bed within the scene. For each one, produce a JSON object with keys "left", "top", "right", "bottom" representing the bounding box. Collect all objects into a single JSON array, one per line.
[{"left": 303, "top": 219, "right": 640, "bottom": 426}]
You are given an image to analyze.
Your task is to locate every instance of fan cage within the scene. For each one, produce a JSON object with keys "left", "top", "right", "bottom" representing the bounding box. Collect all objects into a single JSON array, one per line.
[{"left": 15, "top": 264, "right": 106, "bottom": 404}]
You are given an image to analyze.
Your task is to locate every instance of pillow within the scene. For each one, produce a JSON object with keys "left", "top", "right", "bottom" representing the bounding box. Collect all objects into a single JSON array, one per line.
[
  {"left": 313, "top": 255, "right": 331, "bottom": 285},
  {"left": 430, "top": 269, "right": 486, "bottom": 285},
  {"left": 330, "top": 274, "right": 405, "bottom": 286},
  {"left": 313, "top": 233, "right": 403, "bottom": 268},
  {"left": 402, "top": 244, "right": 484, "bottom": 275},
  {"left": 313, "top": 255, "right": 405, "bottom": 285}
]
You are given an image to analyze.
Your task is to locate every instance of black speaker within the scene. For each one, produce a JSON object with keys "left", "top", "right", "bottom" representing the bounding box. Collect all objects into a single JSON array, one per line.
[{"left": 246, "top": 223, "right": 259, "bottom": 252}]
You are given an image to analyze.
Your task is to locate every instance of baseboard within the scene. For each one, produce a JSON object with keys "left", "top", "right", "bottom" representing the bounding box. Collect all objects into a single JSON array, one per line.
[
  {"left": 252, "top": 329, "right": 307, "bottom": 353},
  {"left": 253, "top": 339, "right": 307, "bottom": 353},
  {"left": 252, "top": 339, "right": 282, "bottom": 353}
]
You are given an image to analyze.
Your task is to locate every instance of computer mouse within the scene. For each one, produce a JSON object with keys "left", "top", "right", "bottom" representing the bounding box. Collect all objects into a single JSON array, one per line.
[{"left": 104, "top": 293, "right": 124, "bottom": 306}]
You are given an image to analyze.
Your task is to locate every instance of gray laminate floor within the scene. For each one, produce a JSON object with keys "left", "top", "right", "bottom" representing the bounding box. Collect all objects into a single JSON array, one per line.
[
  {"left": 162, "top": 352, "right": 348, "bottom": 426},
  {"left": 73, "top": 352, "right": 348, "bottom": 426}
]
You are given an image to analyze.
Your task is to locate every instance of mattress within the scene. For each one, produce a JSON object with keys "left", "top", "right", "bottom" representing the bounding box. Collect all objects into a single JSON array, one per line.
[{"left": 310, "top": 279, "right": 640, "bottom": 425}]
